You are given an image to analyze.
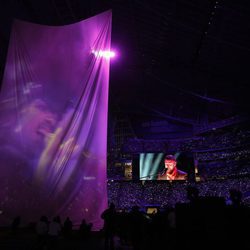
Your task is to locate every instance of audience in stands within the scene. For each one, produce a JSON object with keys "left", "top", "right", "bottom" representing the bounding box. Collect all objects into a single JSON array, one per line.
[{"left": 3, "top": 185, "right": 249, "bottom": 250}]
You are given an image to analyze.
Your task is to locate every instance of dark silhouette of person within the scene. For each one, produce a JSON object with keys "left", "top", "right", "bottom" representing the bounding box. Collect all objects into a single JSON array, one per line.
[
  {"left": 228, "top": 189, "right": 242, "bottom": 207},
  {"left": 129, "top": 206, "right": 147, "bottom": 250},
  {"left": 101, "top": 202, "right": 117, "bottom": 250},
  {"left": 187, "top": 186, "right": 199, "bottom": 203},
  {"left": 48, "top": 216, "right": 61, "bottom": 249},
  {"left": 36, "top": 216, "right": 49, "bottom": 249},
  {"left": 11, "top": 216, "right": 21, "bottom": 235},
  {"left": 63, "top": 217, "right": 73, "bottom": 238},
  {"left": 79, "top": 219, "right": 92, "bottom": 239},
  {"left": 158, "top": 155, "right": 187, "bottom": 180},
  {"left": 225, "top": 189, "right": 249, "bottom": 249}
]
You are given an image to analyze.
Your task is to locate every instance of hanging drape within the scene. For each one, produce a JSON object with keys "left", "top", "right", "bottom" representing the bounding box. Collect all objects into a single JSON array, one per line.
[{"left": 0, "top": 10, "right": 111, "bottom": 230}]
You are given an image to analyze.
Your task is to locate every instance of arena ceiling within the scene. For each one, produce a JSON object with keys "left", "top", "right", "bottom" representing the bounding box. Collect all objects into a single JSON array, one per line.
[{"left": 0, "top": 0, "right": 250, "bottom": 124}]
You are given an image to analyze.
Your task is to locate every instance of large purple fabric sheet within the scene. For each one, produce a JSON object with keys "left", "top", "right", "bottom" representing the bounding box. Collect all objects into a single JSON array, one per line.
[{"left": 0, "top": 11, "right": 111, "bottom": 230}]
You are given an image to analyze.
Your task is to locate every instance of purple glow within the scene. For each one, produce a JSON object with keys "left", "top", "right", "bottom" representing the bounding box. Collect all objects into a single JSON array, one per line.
[
  {"left": 92, "top": 49, "right": 115, "bottom": 58},
  {"left": 0, "top": 11, "right": 112, "bottom": 230}
]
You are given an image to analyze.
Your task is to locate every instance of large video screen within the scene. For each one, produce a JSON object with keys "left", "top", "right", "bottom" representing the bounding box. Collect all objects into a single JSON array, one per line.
[{"left": 140, "top": 152, "right": 194, "bottom": 181}]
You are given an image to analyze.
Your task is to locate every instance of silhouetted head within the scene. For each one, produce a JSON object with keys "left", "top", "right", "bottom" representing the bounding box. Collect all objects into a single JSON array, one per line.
[
  {"left": 229, "top": 189, "right": 242, "bottom": 206},
  {"left": 109, "top": 202, "right": 115, "bottom": 210},
  {"left": 131, "top": 205, "right": 140, "bottom": 212},
  {"left": 187, "top": 186, "right": 199, "bottom": 202},
  {"left": 40, "top": 216, "right": 47, "bottom": 222}
]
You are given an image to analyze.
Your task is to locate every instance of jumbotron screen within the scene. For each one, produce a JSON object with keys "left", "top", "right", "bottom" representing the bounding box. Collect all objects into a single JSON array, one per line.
[{"left": 139, "top": 152, "right": 194, "bottom": 181}]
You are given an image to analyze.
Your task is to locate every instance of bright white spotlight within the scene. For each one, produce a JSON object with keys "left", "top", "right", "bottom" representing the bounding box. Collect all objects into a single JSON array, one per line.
[{"left": 91, "top": 50, "right": 115, "bottom": 59}]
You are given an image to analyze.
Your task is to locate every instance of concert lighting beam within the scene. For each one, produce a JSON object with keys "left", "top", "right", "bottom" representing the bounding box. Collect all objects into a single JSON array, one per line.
[{"left": 91, "top": 50, "right": 115, "bottom": 59}]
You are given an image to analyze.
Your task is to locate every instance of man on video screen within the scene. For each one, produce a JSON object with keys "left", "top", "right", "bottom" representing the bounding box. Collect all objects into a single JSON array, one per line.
[{"left": 157, "top": 155, "right": 187, "bottom": 181}]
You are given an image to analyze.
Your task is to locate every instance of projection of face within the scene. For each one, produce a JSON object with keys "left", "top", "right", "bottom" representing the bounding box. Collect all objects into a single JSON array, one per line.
[{"left": 16, "top": 99, "right": 57, "bottom": 152}]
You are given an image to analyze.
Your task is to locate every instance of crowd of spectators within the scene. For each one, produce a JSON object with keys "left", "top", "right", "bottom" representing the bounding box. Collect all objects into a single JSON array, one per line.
[
  {"left": 6, "top": 187, "right": 249, "bottom": 250},
  {"left": 4, "top": 185, "right": 249, "bottom": 250},
  {"left": 107, "top": 177, "right": 250, "bottom": 209},
  {"left": 104, "top": 124, "right": 250, "bottom": 249},
  {"left": 196, "top": 148, "right": 250, "bottom": 161},
  {"left": 105, "top": 184, "right": 250, "bottom": 249},
  {"left": 198, "top": 159, "right": 250, "bottom": 178},
  {"left": 122, "top": 127, "right": 250, "bottom": 153},
  {"left": 6, "top": 215, "right": 93, "bottom": 249}
]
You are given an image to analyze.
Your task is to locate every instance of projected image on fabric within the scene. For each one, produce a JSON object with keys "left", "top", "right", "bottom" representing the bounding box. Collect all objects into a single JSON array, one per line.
[
  {"left": 140, "top": 153, "right": 190, "bottom": 181},
  {"left": 0, "top": 11, "right": 111, "bottom": 230}
]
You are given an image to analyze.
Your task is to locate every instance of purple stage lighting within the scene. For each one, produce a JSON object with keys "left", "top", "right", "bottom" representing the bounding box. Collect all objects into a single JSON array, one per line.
[{"left": 92, "top": 49, "right": 115, "bottom": 58}]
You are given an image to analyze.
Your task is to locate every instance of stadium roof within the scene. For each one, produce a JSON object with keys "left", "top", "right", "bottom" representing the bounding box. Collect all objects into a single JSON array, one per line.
[{"left": 0, "top": 0, "right": 250, "bottom": 125}]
